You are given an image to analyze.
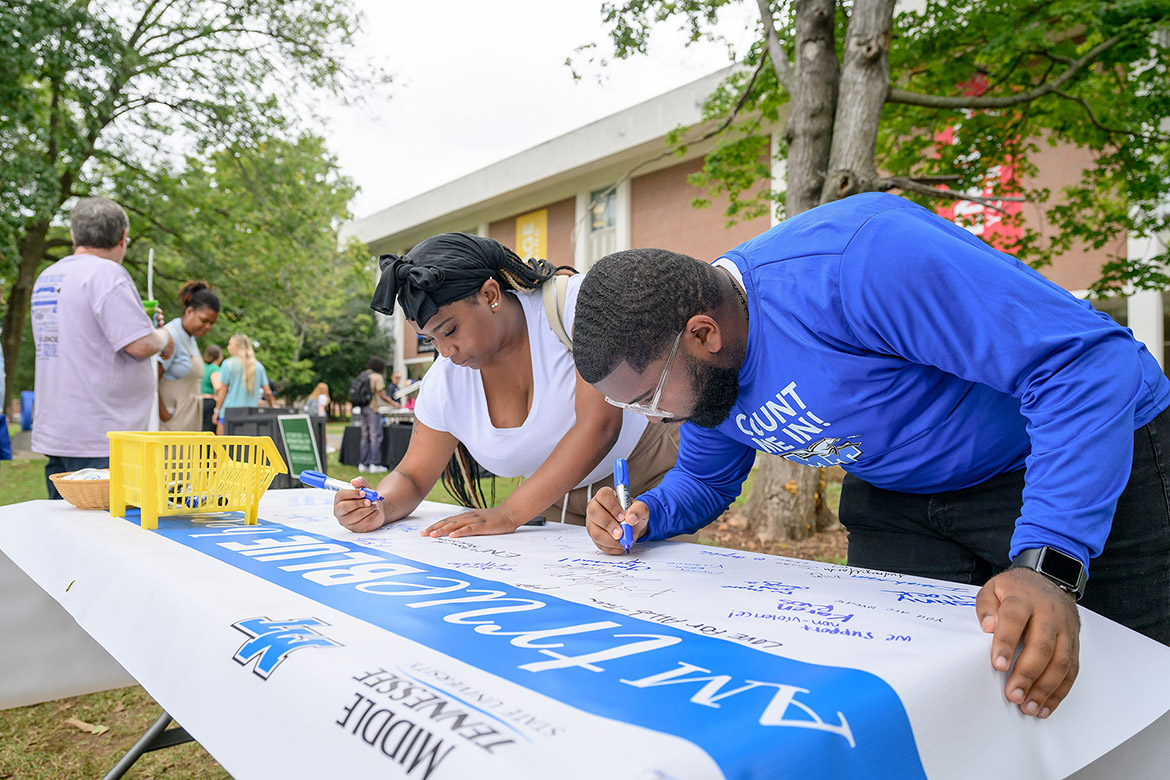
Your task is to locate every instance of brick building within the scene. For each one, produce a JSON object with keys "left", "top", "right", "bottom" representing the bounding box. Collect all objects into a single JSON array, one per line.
[{"left": 342, "top": 70, "right": 1167, "bottom": 380}]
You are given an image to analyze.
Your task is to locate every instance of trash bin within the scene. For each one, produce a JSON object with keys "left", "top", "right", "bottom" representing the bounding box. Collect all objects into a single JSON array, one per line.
[
  {"left": 20, "top": 391, "right": 34, "bottom": 431},
  {"left": 223, "top": 407, "right": 327, "bottom": 489},
  {"left": 383, "top": 420, "right": 412, "bottom": 470},
  {"left": 339, "top": 419, "right": 413, "bottom": 470}
]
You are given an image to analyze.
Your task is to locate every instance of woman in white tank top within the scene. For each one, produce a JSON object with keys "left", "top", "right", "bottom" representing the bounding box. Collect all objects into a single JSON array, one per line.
[{"left": 331, "top": 233, "right": 678, "bottom": 538}]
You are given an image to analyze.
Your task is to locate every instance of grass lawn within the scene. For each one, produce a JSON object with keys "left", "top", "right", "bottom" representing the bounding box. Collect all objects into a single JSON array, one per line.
[
  {"left": 1, "top": 453, "right": 50, "bottom": 504},
  {"left": 0, "top": 687, "right": 232, "bottom": 780}
]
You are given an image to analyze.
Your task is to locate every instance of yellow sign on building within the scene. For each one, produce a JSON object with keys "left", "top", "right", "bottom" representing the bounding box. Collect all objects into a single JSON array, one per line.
[{"left": 515, "top": 209, "right": 548, "bottom": 260}]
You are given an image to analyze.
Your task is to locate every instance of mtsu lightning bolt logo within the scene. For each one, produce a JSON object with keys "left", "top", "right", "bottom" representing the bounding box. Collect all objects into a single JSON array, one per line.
[
  {"left": 782, "top": 437, "right": 863, "bottom": 467},
  {"left": 232, "top": 617, "right": 341, "bottom": 679}
]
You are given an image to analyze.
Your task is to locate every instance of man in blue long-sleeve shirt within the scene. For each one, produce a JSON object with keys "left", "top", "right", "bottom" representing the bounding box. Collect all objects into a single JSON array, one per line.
[{"left": 572, "top": 192, "right": 1170, "bottom": 721}]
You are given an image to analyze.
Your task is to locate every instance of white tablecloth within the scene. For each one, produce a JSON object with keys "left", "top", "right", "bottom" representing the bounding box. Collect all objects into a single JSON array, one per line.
[{"left": 2, "top": 490, "right": 1169, "bottom": 779}]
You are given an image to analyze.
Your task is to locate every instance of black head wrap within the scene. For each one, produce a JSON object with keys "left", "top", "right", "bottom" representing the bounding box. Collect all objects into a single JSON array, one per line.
[{"left": 370, "top": 232, "right": 555, "bottom": 328}]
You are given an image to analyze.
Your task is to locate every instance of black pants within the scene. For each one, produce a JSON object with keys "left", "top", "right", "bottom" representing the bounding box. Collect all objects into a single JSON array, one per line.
[
  {"left": 202, "top": 398, "right": 217, "bottom": 432},
  {"left": 839, "top": 406, "right": 1170, "bottom": 645},
  {"left": 45, "top": 455, "right": 111, "bottom": 499}
]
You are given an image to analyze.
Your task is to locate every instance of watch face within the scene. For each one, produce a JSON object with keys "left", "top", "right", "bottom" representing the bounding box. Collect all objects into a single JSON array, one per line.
[{"left": 1040, "top": 547, "right": 1083, "bottom": 586}]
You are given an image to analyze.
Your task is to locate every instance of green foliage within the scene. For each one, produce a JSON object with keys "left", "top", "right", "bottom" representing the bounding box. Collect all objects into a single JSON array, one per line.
[
  {"left": 108, "top": 134, "right": 380, "bottom": 392},
  {"left": 0, "top": 0, "right": 373, "bottom": 268},
  {"left": 588, "top": 0, "right": 1170, "bottom": 293},
  {"left": 884, "top": 0, "right": 1170, "bottom": 292},
  {"left": 0, "top": 1, "right": 114, "bottom": 274},
  {"left": 0, "top": 0, "right": 384, "bottom": 404},
  {"left": 290, "top": 296, "right": 392, "bottom": 404},
  {"left": 685, "top": 53, "right": 787, "bottom": 224}
]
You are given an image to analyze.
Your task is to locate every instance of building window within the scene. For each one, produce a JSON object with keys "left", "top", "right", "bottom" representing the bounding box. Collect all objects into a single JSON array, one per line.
[
  {"left": 584, "top": 186, "right": 618, "bottom": 266},
  {"left": 416, "top": 333, "right": 435, "bottom": 354},
  {"left": 590, "top": 187, "right": 616, "bottom": 231},
  {"left": 1163, "top": 291, "right": 1170, "bottom": 374},
  {"left": 1088, "top": 296, "right": 1127, "bottom": 328}
]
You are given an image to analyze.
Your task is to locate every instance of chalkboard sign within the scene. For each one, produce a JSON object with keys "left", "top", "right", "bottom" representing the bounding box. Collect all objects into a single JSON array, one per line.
[{"left": 276, "top": 414, "right": 322, "bottom": 477}]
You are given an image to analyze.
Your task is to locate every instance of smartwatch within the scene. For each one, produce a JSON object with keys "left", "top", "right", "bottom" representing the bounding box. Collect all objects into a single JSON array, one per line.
[{"left": 1010, "top": 546, "right": 1087, "bottom": 601}]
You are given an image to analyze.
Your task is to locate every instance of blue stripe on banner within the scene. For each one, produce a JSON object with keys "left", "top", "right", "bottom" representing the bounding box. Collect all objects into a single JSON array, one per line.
[{"left": 149, "top": 515, "right": 926, "bottom": 780}]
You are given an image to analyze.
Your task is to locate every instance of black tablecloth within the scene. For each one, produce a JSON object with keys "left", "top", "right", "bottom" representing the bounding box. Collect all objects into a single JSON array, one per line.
[{"left": 339, "top": 423, "right": 412, "bottom": 469}]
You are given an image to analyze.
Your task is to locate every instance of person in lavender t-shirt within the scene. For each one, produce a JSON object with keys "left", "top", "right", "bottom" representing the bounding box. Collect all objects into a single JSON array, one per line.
[{"left": 31, "top": 197, "right": 175, "bottom": 498}]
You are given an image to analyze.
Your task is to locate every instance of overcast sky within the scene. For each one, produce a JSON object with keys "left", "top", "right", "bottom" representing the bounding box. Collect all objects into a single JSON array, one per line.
[{"left": 322, "top": 0, "right": 758, "bottom": 219}]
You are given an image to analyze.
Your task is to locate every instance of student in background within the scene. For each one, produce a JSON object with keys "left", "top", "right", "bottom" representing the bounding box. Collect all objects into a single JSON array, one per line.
[
  {"left": 201, "top": 344, "right": 223, "bottom": 432},
  {"left": 213, "top": 333, "right": 276, "bottom": 434},
  {"left": 355, "top": 356, "right": 397, "bottom": 474},
  {"left": 307, "top": 382, "right": 330, "bottom": 417},
  {"left": 158, "top": 281, "right": 220, "bottom": 431}
]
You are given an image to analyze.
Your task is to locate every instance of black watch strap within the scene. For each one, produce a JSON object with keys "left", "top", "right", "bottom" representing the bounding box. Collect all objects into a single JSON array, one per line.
[{"left": 1010, "top": 547, "right": 1087, "bottom": 601}]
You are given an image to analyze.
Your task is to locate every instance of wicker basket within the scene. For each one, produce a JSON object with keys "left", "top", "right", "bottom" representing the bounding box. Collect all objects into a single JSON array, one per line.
[{"left": 50, "top": 471, "right": 111, "bottom": 511}]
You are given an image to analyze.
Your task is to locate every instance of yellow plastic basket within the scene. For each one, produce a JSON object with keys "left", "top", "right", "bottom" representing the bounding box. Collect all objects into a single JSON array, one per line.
[{"left": 107, "top": 431, "right": 287, "bottom": 530}]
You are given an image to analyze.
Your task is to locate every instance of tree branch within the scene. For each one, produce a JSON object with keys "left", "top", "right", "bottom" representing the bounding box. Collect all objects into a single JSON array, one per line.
[
  {"left": 905, "top": 174, "right": 963, "bottom": 184},
  {"left": 887, "top": 34, "right": 1122, "bottom": 109},
  {"left": 1054, "top": 89, "right": 1168, "bottom": 141},
  {"left": 128, "top": 0, "right": 167, "bottom": 48},
  {"left": 565, "top": 59, "right": 767, "bottom": 242},
  {"left": 141, "top": 0, "right": 185, "bottom": 41},
  {"left": 879, "top": 177, "right": 1027, "bottom": 213},
  {"left": 711, "top": 57, "right": 768, "bottom": 139},
  {"left": 755, "top": 0, "right": 793, "bottom": 93}
]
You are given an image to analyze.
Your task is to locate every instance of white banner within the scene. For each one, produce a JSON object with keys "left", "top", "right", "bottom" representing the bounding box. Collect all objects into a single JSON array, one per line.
[
  {"left": 1, "top": 491, "right": 1169, "bottom": 779},
  {"left": 0, "top": 550, "right": 136, "bottom": 708}
]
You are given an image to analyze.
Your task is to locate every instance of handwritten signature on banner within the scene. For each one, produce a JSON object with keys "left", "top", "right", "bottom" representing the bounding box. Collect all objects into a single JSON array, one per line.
[{"left": 149, "top": 516, "right": 929, "bottom": 780}]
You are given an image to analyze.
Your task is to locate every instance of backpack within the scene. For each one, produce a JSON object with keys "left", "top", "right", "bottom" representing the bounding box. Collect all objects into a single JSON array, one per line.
[
  {"left": 541, "top": 274, "right": 572, "bottom": 351},
  {"left": 347, "top": 370, "right": 374, "bottom": 407}
]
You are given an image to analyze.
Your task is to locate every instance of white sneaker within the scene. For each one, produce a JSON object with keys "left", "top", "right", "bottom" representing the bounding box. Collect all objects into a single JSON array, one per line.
[
  {"left": 369, "top": 464, "right": 389, "bottom": 473},
  {"left": 358, "top": 463, "right": 369, "bottom": 473}
]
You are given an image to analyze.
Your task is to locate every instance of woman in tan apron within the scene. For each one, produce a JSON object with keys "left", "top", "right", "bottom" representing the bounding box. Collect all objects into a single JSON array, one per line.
[{"left": 159, "top": 281, "right": 220, "bottom": 431}]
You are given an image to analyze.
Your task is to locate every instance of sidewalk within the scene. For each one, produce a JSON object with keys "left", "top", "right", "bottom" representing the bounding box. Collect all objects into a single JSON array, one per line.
[{"left": 7, "top": 429, "right": 38, "bottom": 460}]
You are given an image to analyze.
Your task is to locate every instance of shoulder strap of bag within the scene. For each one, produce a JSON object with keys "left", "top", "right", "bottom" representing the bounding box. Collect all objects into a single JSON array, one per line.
[{"left": 542, "top": 274, "right": 573, "bottom": 352}]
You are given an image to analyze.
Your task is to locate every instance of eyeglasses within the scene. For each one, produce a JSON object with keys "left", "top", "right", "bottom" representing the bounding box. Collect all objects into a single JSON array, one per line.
[{"left": 604, "top": 329, "right": 683, "bottom": 419}]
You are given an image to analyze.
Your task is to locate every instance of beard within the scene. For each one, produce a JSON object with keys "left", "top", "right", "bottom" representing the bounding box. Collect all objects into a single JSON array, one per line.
[{"left": 681, "top": 354, "right": 740, "bottom": 429}]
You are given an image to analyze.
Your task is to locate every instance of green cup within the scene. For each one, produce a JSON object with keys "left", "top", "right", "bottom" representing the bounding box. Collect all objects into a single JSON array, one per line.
[{"left": 142, "top": 299, "right": 158, "bottom": 326}]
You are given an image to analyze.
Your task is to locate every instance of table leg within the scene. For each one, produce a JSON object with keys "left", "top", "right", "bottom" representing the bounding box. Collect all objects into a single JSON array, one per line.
[{"left": 100, "top": 709, "right": 195, "bottom": 780}]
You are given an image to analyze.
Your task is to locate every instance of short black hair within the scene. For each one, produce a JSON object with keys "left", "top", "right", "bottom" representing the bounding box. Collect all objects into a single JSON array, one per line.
[
  {"left": 367, "top": 355, "right": 386, "bottom": 373},
  {"left": 574, "top": 248, "right": 724, "bottom": 382}
]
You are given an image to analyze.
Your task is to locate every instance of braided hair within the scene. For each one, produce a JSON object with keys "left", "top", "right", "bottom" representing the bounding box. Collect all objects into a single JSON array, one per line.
[
  {"left": 371, "top": 232, "right": 575, "bottom": 509},
  {"left": 573, "top": 248, "right": 724, "bottom": 383}
]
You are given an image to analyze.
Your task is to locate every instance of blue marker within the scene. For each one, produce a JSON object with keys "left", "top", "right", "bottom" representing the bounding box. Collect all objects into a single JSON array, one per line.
[
  {"left": 613, "top": 458, "right": 634, "bottom": 554},
  {"left": 299, "top": 470, "right": 383, "bottom": 502}
]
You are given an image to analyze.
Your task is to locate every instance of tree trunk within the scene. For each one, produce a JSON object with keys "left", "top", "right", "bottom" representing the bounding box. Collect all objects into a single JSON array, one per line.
[
  {"left": 784, "top": 0, "right": 839, "bottom": 214},
  {"left": 1, "top": 220, "right": 51, "bottom": 411},
  {"left": 746, "top": 457, "right": 838, "bottom": 543},
  {"left": 821, "top": 0, "right": 897, "bottom": 202},
  {"left": 741, "top": 0, "right": 843, "bottom": 541}
]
